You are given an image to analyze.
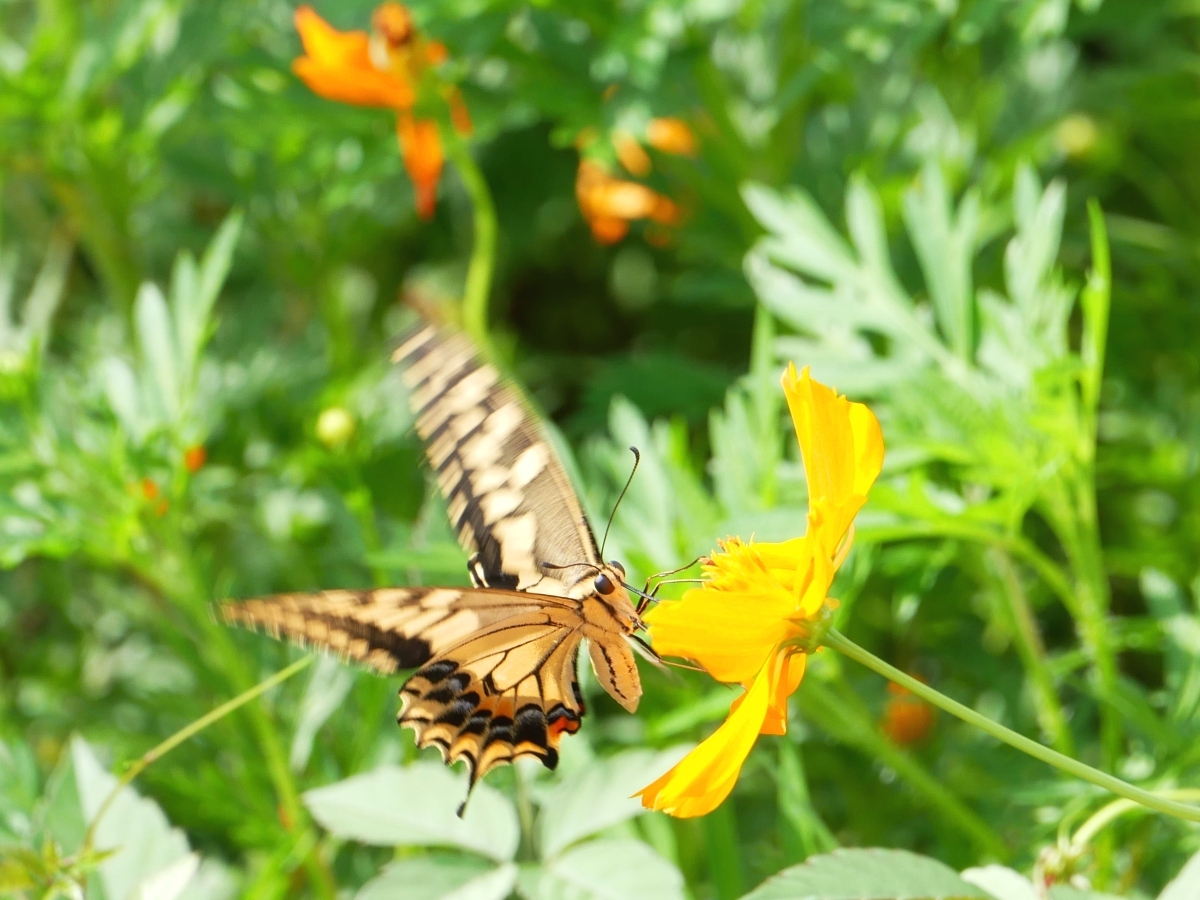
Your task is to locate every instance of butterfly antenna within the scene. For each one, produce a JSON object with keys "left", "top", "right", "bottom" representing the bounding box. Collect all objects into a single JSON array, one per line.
[{"left": 600, "top": 447, "right": 640, "bottom": 557}]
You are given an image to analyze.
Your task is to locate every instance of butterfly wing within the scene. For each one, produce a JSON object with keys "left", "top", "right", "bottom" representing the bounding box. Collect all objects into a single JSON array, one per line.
[
  {"left": 223, "top": 324, "right": 643, "bottom": 789},
  {"left": 222, "top": 587, "right": 588, "bottom": 781},
  {"left": 393, "top": 325, "right": 600, "bottom": 595}
]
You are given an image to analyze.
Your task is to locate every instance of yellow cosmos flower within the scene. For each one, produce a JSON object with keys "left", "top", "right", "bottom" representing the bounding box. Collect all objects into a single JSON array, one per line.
[{"left": 636, "top": 364, "right": 884, "bottom": 817}]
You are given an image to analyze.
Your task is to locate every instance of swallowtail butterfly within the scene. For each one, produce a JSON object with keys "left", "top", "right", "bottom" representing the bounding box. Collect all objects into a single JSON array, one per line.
[{"left": 222, "top": 324, "right": 648, "bottom": 800}]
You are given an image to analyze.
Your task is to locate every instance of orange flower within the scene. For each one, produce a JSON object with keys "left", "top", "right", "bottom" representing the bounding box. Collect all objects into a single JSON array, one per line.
[
  {"left": 636, "top": 365, "right": 884, "bottom": 817},
  {"left": 646, "top": 118, "right": 696, "bottom": 156},
  {"left": 292, "top": 4, "right": 470, "bottom": 219},
  {"left": 575, "top": 160, "right": 682, "bottom": 245},
  {"left": 183, "top": 445, "right": 207, "bottom": 473},
  {"left": 881, "top": 681, "right": 935, "bottom": 745}
]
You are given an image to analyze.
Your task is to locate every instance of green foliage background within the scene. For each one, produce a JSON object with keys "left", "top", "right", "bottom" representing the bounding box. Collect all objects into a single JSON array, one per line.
[{"left": 3, "top": 0, "right": 1200, "bottom": 898}]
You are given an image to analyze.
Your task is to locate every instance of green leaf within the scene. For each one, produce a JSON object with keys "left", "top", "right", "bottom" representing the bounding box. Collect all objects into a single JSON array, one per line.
[
  {"left": 302, "top": 762, "right": 518, "bottom": 861},
  {"left": 537, "top": 747, "right": 690, "bottom": 858},
  {"left": 960, "top": 866, "right": 1038, "bottom": 900},
  {"left": 536, "top": 838, "right": 685, "bottom": 900},
  {"left": 133, "top": 853, "right": 199, "bottom": 900},
  {"left": 739, "top": 848, "right": 994, "bottom": 900},
  {"left": 356, "top": 854, "right": 517, "bottom": 900},
  {"left": 1159, "top": 848, "right": 1200, "bottom": 900},
  {"left": 72, "top": 736, "right": 194, "bottom": 900},
  {"left": 1047, "top": 887, "right": 1128, "bottom": 900},
  {"left": 134, "top": 282, "right": 180, "bottom": 423},
  {"left": 288, "top": 655, "right": 354, "bottom": 773}
]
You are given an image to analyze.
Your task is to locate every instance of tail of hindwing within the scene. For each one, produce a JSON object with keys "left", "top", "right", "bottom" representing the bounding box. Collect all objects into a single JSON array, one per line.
[{"left": 398, "top": 651, "right": 586, "bottom": 793}]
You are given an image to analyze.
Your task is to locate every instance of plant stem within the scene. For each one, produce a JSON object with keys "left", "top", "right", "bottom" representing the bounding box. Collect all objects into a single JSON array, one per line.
[
  {"left": 1069, "top": 789, "right": 1200, "bottom": 851},
  {"left": 81, "top": 655, "right": 314, "bottom": 855},
  {"left": 987, "top": 547, "right": 1074, "bottom": 756},
  {"left": 444, "top": 134, "right": 496, "bottom": 356},
  {"left": 822, "top": 629, "right": 1200, "bottom": 824}
]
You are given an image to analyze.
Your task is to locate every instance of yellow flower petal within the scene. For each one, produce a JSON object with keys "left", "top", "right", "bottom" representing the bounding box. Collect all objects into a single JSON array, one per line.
[
  {"left": 782, "top": 363, "right": 884, "bottom": 548},
  {"left": 636, "top": 656, "right": 774, "bottom": 817},
  {"left": 645, "top": 538, "right": 817, "bottom": 683}
]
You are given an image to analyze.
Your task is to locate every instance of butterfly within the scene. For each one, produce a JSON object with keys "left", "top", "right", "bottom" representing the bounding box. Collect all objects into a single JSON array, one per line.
[{"left": 222, "top": 323, "right": 651, "bottom": 802}]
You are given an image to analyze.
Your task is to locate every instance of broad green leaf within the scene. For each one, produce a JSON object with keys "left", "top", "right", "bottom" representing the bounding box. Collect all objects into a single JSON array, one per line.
[
  {"left": 1159, "top": 848, "right": 1200, "bottom": 900},
  {"left": 537, "top": 837, "right": 685, "bottom": 900},
  {"left": 289, "top": 655, "right": 354, "bottom": 773},
  {"left": 960, "top": 866, "right": 1039, "bottom": 900},
  {"left": 740, "top": 848, "right": 993, "bottom": 900},
  {"left": 302, "top": 762, "right": 519, "bottom": 861},
  {"left": 133, "top": 853, "right": 198, "bottom": 900},
  {"left": 356, "top": 854, "right": 517, "bottom": 900},
  {"left": 1048, "top": 887, "right": 1128, "bottom": 900},
  {"left": 537, "top": 746, "right": 691, "bottom": 858},
  {"left": 72, "top": 736, "right": 192, "bottom": 900}
]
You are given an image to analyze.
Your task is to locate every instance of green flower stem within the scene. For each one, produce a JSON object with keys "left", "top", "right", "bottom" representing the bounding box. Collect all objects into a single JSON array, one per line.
[
  {"left": 444, "top": 134, "right": 496, "bottom": 356},
  {"left": 1069, "top": 789, "right": 1200, "bottom": 851},
  {"left": 81, "top": 655, "right": 315, "bottom": 855},
  {"left": 822, "top": 629, "right": 1200, "bottom": 824}
]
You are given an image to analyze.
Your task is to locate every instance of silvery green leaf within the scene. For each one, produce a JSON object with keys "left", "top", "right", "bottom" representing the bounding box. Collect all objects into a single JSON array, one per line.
[
  {"left": 357, "top": 855, "right": 517, "bottom": 900},
  {"left": 72, "top": 736, "right": 192, "bottom": 900},
  {"left": 538, "top": 747, "right": 691, "bottom": 858},
  {"left": 102, "top": 357, "right": 146, "bottom": 441},
  {"left": 739, "top": 848, "right": 993, "bottom": 900},
  {"left": 539, "top": 838, "right": 685, "bottom": 900},
  {"left": 289, "top": 654, "right": 354, "bottom": 773},
  {"left": 846, "top": 175, "right": 907, "bottom": 310},
  {"left": 302, "top": 762, "right": 519, "bottom": 861},
  {"left": 169, "top": 251, "right": 200, "bottom": 382},
  {"left": 741, "top": 183, "right": 856, "bottom": 284},
  {"left": 1159, "top": 848, "right": 1200, "bottom": 900},
  {"left": 744, "top": 251, "right": 870, "bottom": 337},
  {"left": 134, "top": 282, "right": 180, "bottom": 422},
  {"left": 961, "top": 865, "right": 1039, "bottom": 900},
  {"left": 194, "top": 212, "right": 242, "bottom": 327},
  {"left": 132, "top": 853, "right": 198, "bottom": 900},
  {"left": 903, "top": 162, "right": 978, "bottom": 359}
]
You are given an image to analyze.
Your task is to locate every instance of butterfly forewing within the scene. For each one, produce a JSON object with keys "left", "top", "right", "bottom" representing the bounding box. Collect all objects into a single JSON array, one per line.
[
  {"left": 393, "top": 325, "right": 600, "bottom": 595},
  {"left": 223, "top": 322, "right": 644, "bottom": 792}
]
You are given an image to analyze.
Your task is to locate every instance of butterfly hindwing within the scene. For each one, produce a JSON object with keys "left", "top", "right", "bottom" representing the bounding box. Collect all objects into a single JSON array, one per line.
[
  {"left": 393, "top": 325, "right": 600, "bottom": 595},
  {"left": 221, "top": 586, "right": 588, "bottom": 783}
]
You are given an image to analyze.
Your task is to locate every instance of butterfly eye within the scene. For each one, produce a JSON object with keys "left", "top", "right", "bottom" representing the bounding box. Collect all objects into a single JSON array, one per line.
[
  {"left": 609, "top": 560, "right": 626, "bottom": 578},
  {"left": 594, "top": 572, "right": 616, "bottom": 595}
]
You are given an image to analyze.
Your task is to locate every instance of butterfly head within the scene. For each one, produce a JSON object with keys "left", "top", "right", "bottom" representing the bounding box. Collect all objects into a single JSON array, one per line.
[{"left": 590, "top": 560, "right": 642, "bottom": 629}]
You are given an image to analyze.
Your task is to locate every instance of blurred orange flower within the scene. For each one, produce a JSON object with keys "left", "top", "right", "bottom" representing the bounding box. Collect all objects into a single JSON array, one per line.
[
  {"left": 575, "top": 160, "right": 682, "bottom": 245},
  {"left": 576, "top": 117, "right": 695, "bottom": 244},
  {"left": 183, "top": 445, "right": 207, "bottom": 473},
  {"left": 881, "top": 681, "right": 935, "bottom": 745},
  {"left": 646, "top": 118, "right": 697, "bottom": 156},
  {"left": 292, "top": 3, "right": 471, "bottom": 219},
  {"left": 636, "top": 366, "right": 884, "bottom": 817}
]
